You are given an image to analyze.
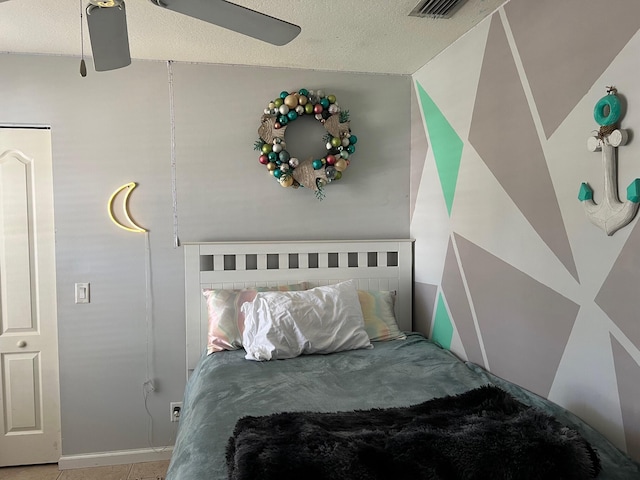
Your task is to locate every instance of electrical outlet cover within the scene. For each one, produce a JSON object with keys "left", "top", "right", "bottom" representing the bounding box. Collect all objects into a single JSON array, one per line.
[{"left": 170, "top": 402, "right": 183, "bottom": 422}]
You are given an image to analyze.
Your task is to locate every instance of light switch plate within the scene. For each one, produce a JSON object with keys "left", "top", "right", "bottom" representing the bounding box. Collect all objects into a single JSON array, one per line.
[{"left": 75, "top": 283, "right": 90, "bottom": 304}]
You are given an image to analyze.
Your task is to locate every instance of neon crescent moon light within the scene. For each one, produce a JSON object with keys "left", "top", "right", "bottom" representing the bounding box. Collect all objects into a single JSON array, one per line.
[{"left": 108, "top": 182, "right": 147, "bottom": 233}]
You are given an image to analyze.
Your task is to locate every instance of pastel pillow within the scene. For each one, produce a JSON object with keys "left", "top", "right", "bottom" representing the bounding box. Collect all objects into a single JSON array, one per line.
[
  {"left": 358, "top": 290, "right": 406, "bottom": 342},
  {"left": 241, "top": 280, "right": 372, "bottom": 361},
  {"left": 203, "top": 283, "right": 308, "bottom": 354}
]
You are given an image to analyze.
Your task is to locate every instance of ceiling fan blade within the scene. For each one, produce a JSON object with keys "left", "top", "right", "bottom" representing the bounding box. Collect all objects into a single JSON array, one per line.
[
  {"left": 152, "top": 0, "right": 301, "bottom": 46},
  {"left": 86, "top": 2, "right": 131, "bottom": 71}
]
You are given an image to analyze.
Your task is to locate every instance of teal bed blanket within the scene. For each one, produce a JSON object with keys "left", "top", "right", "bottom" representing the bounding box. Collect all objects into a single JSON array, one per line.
[{"left": 166, "top": 334, "right": 639, "bottom": 479}]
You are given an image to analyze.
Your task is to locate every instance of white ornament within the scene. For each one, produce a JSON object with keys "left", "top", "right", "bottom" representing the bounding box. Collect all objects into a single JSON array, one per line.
[
  {"left": 289, "top": 158, "right": 300, "bottom": 168},
  {"left": 317, "top": 89, "right": 325, "bottom": 98},
  {"left": 296, "top": 105, "right": 305, "bottom": 115},
  {"left": 587, "top": 136, "right": 601, "bottom": 152},
  {"left": 609, "top": 129, "right": 628, "bottom": 147},
  {"left": 272, "top": 144, "right": 283, "bottom": 153},
  {"left": 279, "top": 105, "right": 289, "bottom": 115}
]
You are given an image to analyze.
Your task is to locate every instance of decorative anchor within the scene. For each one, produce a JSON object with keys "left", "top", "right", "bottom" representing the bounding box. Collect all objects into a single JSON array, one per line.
[{"left": 578, "top": 87, "right": 640, "bottom": 236}]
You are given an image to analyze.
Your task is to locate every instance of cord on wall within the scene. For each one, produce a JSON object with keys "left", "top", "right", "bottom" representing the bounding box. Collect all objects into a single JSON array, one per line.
[
  {"left": 144, "top": 231, "right": 155, "bottom": 389},
  {"left": 167, "top": 60, "right": 180, "bottom": 248},
  {"left": 143, "top": 382, "right": 175, "bottom": 453},
  {"left": 141, "top": 231, "right": 176, "bottom": 452}
]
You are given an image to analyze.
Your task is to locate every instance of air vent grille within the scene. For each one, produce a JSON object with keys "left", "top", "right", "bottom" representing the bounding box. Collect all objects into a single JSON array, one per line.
[{"left": 409, "top": 0, "right": 469, "bottom": 18}]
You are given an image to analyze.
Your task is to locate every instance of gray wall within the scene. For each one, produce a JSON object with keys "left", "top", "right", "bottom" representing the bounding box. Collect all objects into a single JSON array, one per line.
[{"left": 0, "top": 53, "right": 411, "bottom": 455}]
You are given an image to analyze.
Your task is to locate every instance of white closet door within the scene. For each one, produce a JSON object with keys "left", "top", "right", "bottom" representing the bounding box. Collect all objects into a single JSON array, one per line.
[{"left": 0, "top": 127, "right": 61, "bottom": 466}]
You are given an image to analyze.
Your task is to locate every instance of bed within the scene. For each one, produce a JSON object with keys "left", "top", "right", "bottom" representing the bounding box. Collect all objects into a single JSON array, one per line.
[{"left": 166, "top": 240, "right": 640, "bottom": 480}]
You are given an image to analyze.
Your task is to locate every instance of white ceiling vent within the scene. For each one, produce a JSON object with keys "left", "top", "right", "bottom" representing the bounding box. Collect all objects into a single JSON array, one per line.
[{"left": 409, "top": 0, "right": 469, "bottom": 18}]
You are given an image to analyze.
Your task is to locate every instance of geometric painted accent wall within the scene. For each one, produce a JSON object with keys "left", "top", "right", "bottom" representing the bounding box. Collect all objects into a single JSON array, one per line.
[
  {"left": 416, "top": 82, "right": 462, "bottom": 216},
  {"left": 597, "top": 220, "right": 640, "bottom": 349},
  {"left": 431, "top": 293, "right": 454, "bottom": 350},
  {"left": 414, "top": 281, "right": 438, "bottom": 337},
  {"left": 411, "top": 0, "right": 640, "bottom": 461},
  {"left": 611, "top": 336, "right": 640, "bottom": 460},
  {"left": 469, "top": 14, "right": 579, "bottom": 282},
  {"left": 505, "top": 0, "right": 640, "bottom": 139},
  {"left": 410, "top": 84, "right": 429, "bottom": 223},
  {"left": 441, "top": 237, "right": 485, "bottom": 367},
  {"left": 455, "top": 233, "right": 580, "bottom": 398}
]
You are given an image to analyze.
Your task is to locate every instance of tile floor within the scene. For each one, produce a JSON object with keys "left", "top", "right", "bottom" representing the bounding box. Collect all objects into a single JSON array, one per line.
[{"left": 0, "top": 460, "right": 169, "bottom": 480}]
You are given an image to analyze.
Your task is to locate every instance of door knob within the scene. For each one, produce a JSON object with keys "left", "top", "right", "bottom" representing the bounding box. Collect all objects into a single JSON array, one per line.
[{"left": 16, "top": 340, "right": 27, "bottom": 348}]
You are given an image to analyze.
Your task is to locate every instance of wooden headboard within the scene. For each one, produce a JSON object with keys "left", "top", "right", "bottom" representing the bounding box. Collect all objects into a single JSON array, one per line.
[{"left": 183, "top": 239, "right": 414, "bottom": 375}]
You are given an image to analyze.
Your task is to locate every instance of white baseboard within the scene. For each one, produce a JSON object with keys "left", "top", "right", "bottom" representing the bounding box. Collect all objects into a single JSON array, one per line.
[{"left": 58, "top": 447, "right": 173, "bottom": 470}]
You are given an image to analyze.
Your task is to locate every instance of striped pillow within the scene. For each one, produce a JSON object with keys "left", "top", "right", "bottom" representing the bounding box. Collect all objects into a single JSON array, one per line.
[
  {"left": 358, "top": 290, "right": 406, "bottom": 342},
  {"left": 204, "top": 283, "right": 308, "bottom": 354}
]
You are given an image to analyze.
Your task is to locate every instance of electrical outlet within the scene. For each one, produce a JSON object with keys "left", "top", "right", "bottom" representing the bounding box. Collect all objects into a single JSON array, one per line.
[{"left": 170, "top": 402, "right": 182, "bottom": 422}]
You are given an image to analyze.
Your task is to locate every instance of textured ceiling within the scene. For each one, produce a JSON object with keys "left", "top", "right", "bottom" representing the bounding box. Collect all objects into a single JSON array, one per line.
[{"left": 0, "top": 0, "right": 507, "bottom": 75}]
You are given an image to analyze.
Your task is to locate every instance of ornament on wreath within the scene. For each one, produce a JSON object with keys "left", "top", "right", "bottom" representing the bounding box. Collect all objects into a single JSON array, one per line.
[{"left": 253, "top": 88, "right": 357, "bottom": 200}]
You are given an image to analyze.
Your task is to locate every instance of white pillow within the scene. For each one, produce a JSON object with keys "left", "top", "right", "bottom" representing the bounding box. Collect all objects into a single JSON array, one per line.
[{"left": 241, "top": 280, "right": 372, "bottom": 361}]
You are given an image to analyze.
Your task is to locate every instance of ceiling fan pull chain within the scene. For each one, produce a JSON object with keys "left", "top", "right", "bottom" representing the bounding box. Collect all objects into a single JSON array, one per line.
[{"left": 79, "top": 0, "right": 87, "bottom": 77}]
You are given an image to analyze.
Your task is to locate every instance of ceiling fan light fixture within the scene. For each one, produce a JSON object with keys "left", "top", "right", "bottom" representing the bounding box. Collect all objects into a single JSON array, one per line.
[{"left": 89, "top": 0, "right": 123, "bottom": 7}]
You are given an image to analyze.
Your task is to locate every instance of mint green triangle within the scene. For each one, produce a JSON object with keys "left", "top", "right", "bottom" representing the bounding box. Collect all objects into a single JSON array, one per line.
[
  {"left": 416, "top": 81, "right": 463, "bottom": 216},
  {"left": 431, "top": 293, "right": 454, "bottom": 349}
]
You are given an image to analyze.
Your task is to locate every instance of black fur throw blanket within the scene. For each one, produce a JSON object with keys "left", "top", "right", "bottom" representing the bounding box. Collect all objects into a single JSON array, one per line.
[{"left": 226, "top": 385, "right": 601, "bottom": 480}]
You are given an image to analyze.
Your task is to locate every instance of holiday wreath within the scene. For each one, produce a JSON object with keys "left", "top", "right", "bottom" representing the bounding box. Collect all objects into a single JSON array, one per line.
[{"left": 254, "top": 88, "right": 357, "bottom": 200}]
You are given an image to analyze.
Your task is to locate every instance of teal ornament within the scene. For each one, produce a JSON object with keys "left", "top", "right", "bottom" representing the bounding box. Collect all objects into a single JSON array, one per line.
[
  {"left": 268, "top": 152, "right": 277, "bottom": 162},
  {"left": 278, "top": 115, "right": 289, "bottom": 125},
  {"left": 349, "top": 135, "right": 357, "bottom": 144},
  {"left": 273, "top": 168, "right": 283, "bottom": 179},
  {"left": 312, "top": 159, "right": 323, "bottom": 170},
  {"left": 299, "top": 88, "right": 309, "bottom": 96},
  {"left": 347, "top": 144, "right": 356, "bottom": 154},
  {"left": 627, "top": 179, "right": 640, "bottom": 203},
  {"left": 594, "top": 94, "right": 621, "bottom": 126},
  {"left": 578, "top": 182, "right": 593, "bottom": 202},
  {"left": 320, "top": 98, "right": 330, "bottom": 109},
  {"left": 340, "top": 150, "right": 349, "bottom": 159},
  {"left": 280, "top": 91, "right": 289, "bottom": 99},
  {"left": 287, "top": 110, "right": 298, "bottom": 121},
  {"left": 279, "top": 150, "right": 290, "bottom": 163}
]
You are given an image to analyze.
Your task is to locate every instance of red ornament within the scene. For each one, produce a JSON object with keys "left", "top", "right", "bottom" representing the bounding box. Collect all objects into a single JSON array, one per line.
[
  {"left": 313, "top": 104, "right": 323, "bottom": 114},
  {"left": 326, "top": 155, "right": 336, "bottom": 165},
  {"left": 259, "top": 155, "right": 269, "bottom": 165}
]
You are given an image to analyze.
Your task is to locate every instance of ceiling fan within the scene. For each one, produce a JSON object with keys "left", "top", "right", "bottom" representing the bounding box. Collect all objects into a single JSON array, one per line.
[{"left": 85, "top": 0, "right": 301, "bottom": 72}]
